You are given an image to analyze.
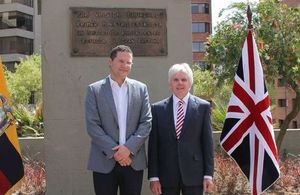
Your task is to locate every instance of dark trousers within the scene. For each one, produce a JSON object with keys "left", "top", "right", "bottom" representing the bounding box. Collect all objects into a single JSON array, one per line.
[
  {"left": 162, "top": 185, "right": 203, "bottom": 195},
  {"left": 161, "top": 172, "right": 203, "bottom": 195},
  {"left": 93, "top": 164, "right": 143, "bottom": 195}
]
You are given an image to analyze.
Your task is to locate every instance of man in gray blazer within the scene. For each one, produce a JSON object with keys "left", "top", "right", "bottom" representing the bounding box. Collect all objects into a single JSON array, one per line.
[
  {"left": 148, "top": 63, "right": 214, "bottom": 195},
  {"left": 85, "top": 45, "right": 152, "bottom": 195}
]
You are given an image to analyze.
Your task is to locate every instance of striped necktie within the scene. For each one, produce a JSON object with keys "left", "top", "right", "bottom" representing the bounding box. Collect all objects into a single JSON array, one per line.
[{"left": 175, "top": 100, "right": 184, "bottom": 139}]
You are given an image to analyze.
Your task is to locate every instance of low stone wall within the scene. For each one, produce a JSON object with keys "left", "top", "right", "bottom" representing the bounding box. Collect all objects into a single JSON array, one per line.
[
  {"left": 275, "top": 129, "right": 300, "bottom": 156},
  {"left": 19, "top": 129, "right": 300, "bottom": 161},
  {"left": 19, "top": 137, "right": 45, "bottom": 161},
  {"left": 214, "top": 129, "right": 300, "bottom": 156}
]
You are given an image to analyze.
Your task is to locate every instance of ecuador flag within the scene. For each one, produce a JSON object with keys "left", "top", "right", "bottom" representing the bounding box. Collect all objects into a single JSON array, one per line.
[{"left": 0, "top": 58, "right": 24, "bottom": 195}]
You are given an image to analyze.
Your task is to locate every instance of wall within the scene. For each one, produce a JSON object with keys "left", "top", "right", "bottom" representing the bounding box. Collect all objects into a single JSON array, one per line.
[
  {"left": 20, "top": 129, "right": 300, "bottom": 162},
  {"left": 213, "top": 129, "right": 300, "bottom": 156}
]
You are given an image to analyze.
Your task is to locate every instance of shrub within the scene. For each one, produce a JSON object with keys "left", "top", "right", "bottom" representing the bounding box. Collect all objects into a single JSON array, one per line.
[
  {"left": 214, "top": 153, "right": 250, "bottom": 194},
  {"left": 275, "top": 155, "right": 300, "bottom": 193},
  {"left": 4, "top": 54, "right": 43, "bottom": 137},
  {"left": 13, "top": 152, "right": 300, "bottom": 194},
  {"left": 214, "top": 152, "right": 300, "bottom": 194},
  {"left": 5, "top": 54, "right": 42, "bottom": 105},
  {"left": 13, "top": 156, "right": 46, "bottom": 195},
  {"left": 14, "top": 103, "right": 44, "bottom": 137}
]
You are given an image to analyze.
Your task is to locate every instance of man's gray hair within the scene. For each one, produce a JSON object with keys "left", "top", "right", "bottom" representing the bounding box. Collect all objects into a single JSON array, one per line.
[{"left": 168, "top": 63, "right": 193, "bottom": 85}]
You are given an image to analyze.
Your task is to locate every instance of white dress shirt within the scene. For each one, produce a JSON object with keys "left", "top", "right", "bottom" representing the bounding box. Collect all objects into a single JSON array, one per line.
[
  {"left": 109, "top": 76, "right": 128, "bottom": 145},
  {"left": 173, "top": 93, "right": 189, "bottom": 126}
]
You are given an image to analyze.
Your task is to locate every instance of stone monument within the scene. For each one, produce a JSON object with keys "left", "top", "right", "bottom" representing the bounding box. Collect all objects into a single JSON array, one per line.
[{"left": 42, "top": 0, "right": 192, "bottom": 194}]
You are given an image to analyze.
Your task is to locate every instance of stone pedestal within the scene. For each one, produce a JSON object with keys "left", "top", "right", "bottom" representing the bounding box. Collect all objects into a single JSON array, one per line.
[{"left": 42, "top": 0, "right": 192, "bottom": 194}]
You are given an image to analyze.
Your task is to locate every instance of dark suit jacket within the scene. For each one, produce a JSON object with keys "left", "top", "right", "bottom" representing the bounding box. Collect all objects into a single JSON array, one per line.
[{"left": 148, "top": 95, "right": 214, "bottom": 187}]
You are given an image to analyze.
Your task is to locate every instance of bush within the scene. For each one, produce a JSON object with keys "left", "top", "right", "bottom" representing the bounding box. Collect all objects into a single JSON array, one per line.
[
  {"left": 14, "top": 104, "right": 43, "bottom": 137},
  {"left": 12, "top": 152, "right": 300, "bottom": 194},
  {"left": 5, "top": 54, "right": 42, "bottom": 105},
  {"left": 214, "top": 152, "right": 300, "bottom": 194},
  {"left": 13, "top": 156, "right": 46, "bottom": 195},
  {"left": 4, "top": 54, "right": 43, "bottom": 137},
  {"left": 214, "top": 153, "right": 250, "bottom": 194}
]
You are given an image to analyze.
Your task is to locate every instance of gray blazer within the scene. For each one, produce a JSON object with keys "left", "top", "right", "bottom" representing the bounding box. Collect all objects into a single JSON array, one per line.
[{"left": 85, "top": 77, "right": 152, "bottom": 173}]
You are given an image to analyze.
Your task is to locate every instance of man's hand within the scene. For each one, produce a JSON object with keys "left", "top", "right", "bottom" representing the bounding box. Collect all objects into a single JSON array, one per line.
[
  {"left": 117, "top": 156, "right": 132, "bottom": 166},
  {"left": 112, "top": 145, "right": 132, "bottom": 166},
  {"left": 203, "top": 178, "right": 214, "bottom": 193},
  {"left": 150, "top": 181, "right": 162, "bottom": 195}
]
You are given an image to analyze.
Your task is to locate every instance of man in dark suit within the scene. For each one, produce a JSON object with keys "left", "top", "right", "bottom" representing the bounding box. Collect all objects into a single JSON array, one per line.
[
  {"left": 85, "top": 45, "right": 152, "bottom": 195},
  {"left": 148, "top": 63, "right": 214, "bottom": 195}
]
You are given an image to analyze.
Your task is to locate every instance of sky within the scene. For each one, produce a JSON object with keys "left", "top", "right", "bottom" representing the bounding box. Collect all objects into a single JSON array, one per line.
[{"left": 211, "top": 0, "right": 259, "bottom": 32}]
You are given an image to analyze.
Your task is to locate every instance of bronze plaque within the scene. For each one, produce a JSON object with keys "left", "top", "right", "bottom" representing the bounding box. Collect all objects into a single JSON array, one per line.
[{"left": 70, "top": 8, "right": 167, "bottom": 56}]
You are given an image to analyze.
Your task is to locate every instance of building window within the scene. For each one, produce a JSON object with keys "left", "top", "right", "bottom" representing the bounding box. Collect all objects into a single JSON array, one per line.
[
  {"left": 0, "top": 11, "right": 33, "bottom": 31},
  {"left": 292, "top": 121, "right": 298, "bottom": 128},
  {"left": 192, "top": 22, "right": 210, "bottom": 33},
  {"left": 193, "top": 41, "right": 206, "bottom": 52},
  {"left": 194, "top": 61, "right": 208, "bottom": 70},
  {"left": 0, "top": 0, "right": 33, "bottom": 7},
  {"left": 0, "top": 36, "right": 33, "bottom": 55},
  {"left": 292, "top": 98, "right": 296, "bottom": 107},
  {"left": 191, "top": 3, "right": 209, "bottom": 14},
  {"left": 277, "top": 78, "right": 286, "bottom": 87},
  {"left": 3, "top": 61, "right": 18, "bottom": 72},
  {"left": 278, "top": 99, "right": 287, "bottom": 107},
  {"left": 37, "top": 0, "right": 42, "bottom": 15}
]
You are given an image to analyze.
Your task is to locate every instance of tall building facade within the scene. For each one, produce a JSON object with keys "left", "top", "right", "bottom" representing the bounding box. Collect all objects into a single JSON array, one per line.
[
  {"left": 272, "top": 0, "right": 300, "bottom": 128},
  {"left": 191, "top": 0, "right": 211, "bottom": 70},
  {"left": 0, "top": 0, "right": 41, "bottom": 71}
]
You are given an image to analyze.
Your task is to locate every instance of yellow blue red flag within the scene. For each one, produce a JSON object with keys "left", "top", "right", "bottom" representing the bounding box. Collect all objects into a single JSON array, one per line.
[{"left": 0, "top": 57, "right": 24, "bottom": 195}]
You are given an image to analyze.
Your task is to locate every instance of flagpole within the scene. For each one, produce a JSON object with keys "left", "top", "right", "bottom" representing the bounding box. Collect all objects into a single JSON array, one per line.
[
  {"left": 247, "top": 4, "right": 253, "bottom": 30},
  {"left": 220, "top": 3, "right": 281, "bottom": 195}
]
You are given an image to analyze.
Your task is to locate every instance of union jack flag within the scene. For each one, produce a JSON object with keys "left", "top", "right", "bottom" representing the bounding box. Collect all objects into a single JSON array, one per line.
[{"left": 220, "top": 31, "right": 280, "bottom": 195}]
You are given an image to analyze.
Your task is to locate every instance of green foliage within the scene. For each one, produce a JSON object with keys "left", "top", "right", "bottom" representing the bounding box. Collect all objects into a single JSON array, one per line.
[
  {"left": 5, "top": 54, "right": 42, "bottom": 105},
  {"left": 207, "top": 0, "right": 300, "bottom": 86},
  {"left": 210, "top": 81, "right": 232, "bottom": 131},
  {"left": 256, "top": 0, "right": 300, "bottom": 85},
  {"left": 211, "top": 98, "right": 228, "bottom": 132},
  {"left": 206, "top": 2, "right": 250, "bottom": 83},
  {"left": 206, "top": 0, "right": 300, "bottom": 149},
  {"left": 193, "top": 66, "right": 232, "bottom": 131},
  {"left": 4, "top": 54, "right": 43, "bottom": 137},
  {"left": 193, "top": 66, "right": 216, "bottom": 99},
  {"left": 14, "top": 104, "right": 43, "bottom": 137}
]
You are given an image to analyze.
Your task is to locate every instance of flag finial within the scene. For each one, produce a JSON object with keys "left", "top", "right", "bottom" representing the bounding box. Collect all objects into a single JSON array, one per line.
[{"left": 247, "top": 5, "right": 253, "bottom": 29}]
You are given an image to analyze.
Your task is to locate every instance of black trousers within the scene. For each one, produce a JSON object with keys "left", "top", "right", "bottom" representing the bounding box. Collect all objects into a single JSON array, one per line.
[
  {"left": 161, "top": 172, "right": 203, "bottom": 195},
  {"left": 93, "top": 164, "right": 143, "bottom": 195},
  {"left": 162, "top": 185, "right": 203, "bottom": 195}
]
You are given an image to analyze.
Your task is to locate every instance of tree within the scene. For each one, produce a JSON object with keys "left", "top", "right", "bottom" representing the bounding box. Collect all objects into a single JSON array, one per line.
[
  {"left": 193, "top": 66, "right": 217, "bottom": 100},
  {"left": 5, "top": 54, "right": 43, "bottom": 137},
  {"left": 193, "top": 66, "right": 232, "bottom": 131},
  {"left": 5, "top": 54, "right": 42, "bottom": 105},
  {"left": 206, "top": 0, "right": 300, "bottom": 150}
]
